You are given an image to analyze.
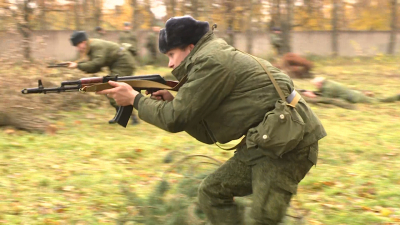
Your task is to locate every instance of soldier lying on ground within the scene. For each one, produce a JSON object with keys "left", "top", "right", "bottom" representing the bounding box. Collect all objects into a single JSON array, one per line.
[
  {"left": 273, "top": 52, "right": 314, "bottom": 79},
  {"left": 299, "top": 77, "right": 400, "bottom": 106},
  {"left": 66, "top": 31, "right": 140, "bottom": 124},
  {"left": 97, "top": 15, "right": 326, "bottom": 225}
]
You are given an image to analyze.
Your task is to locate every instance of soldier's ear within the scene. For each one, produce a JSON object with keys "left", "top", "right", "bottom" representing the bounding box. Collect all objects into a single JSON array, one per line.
[{"left": 188, "top": 44, "right": 195, "bottom": 52}]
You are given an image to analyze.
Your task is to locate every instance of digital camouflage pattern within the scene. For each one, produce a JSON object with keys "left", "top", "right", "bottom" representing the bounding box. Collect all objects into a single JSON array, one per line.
[
  {"left": 270, "top": 33, "right": 282, "bottom": 56},
  {"left": 146, "top": 31, "right": 158, "bottom": 64},
  {"left": 133, "top": 31, "right": 326, "bottom": 224},
  {"left": 321, "top": 79, "right": 400, "bottom": 104},
  {"left": 91, "top": 32, "right": 105, "bottom": 39},
  {"left": 119, "top": 30, "right": 138, "bottom": 56}
]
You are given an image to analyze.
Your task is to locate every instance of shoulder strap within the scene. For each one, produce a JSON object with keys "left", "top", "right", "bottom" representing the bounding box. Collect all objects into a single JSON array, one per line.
[{"left": 238, "top": 50, "right": 286, "bottom": 102}]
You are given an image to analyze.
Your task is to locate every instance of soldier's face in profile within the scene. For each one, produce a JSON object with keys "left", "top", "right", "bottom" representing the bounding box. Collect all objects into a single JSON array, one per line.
[
  {"left": 76, "top": 41, "right": 87, "bottom": 53},
  {"left": 166, "top": 44, "right": 194, "bottom": 69}
]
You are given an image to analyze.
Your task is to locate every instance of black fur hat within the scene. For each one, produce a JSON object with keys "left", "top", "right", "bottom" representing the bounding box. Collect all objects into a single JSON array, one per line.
[
  {"left": 70, "top": 31, "right": 88, "bottom": 46},
  {"left": 159, "top": 16, "right": 210, "bottom": 54}
]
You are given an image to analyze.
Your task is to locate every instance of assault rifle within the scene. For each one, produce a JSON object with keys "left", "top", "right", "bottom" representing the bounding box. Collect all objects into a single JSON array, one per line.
[
  {"left": 47, "top": 62, "right": 70, "bottom": 68},
  {"left": 21, "top": 75, "right": 182, "bottom": 127}
]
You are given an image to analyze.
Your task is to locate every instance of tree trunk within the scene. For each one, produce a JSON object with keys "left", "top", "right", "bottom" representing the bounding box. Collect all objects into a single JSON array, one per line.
[
  {"left": 82, "top": 0, "right": 88, "bottom": 29},
  {"left": 191, "top": 0, "right": 199, "bottom": 18},
  {"left": 74, "top": 0, "right": 81, "bottom": 30},
  {"left": 281, "top": 0, "right": 292, "bottom": 53},
  {"left": 387, "top": 0, "right": 397, "bottom": 55},
  {"left": 39, "top": 0, "right": 46, "bottom": 30},
  {"left": 131, "top": 0, "right": 140, "bottom": 31},
  {"left": 246, "top": 0, "right": 254, "bottom": 53},
  {"left": 92, "top": 0, "right": 101, "bottom": 27},
  {"left": 331, "top": 0, "right": 339, "bottom": 56},
  {"left": 21, "top": 0, "right": 31, "bottom": 60}
]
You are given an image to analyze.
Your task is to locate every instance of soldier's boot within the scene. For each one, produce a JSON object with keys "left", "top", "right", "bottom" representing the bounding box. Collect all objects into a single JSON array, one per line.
[
  {"left": 198, "top": 189, "right": 244, "bottom": 225},
  {"left": 130, "top": 114, "right": 140, "bottom": 125}
]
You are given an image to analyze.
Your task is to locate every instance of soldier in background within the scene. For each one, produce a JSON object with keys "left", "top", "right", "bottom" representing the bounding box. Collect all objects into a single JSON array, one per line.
[
  {"left": 145, "top": 26, "right": 160, "bottom": 65},
  {"left": 119, "top": 22, "right": 138, "bottom": 59},
  {"left": 67, "top": 31, "right": 139, "bottom": 125},
  {"left": 300, "top": 77, "right": 400, "bottom": 104},
  {"left": 93, "top": 26, "right": 106, "bottom": 39},
  {"left": 270, "top": 27, "right": 282, "bottom": 56}
]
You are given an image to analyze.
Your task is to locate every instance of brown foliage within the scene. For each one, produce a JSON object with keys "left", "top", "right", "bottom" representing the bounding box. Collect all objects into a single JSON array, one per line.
[{"left": 274, "top": 53, "right": 314, "bottom": 79}]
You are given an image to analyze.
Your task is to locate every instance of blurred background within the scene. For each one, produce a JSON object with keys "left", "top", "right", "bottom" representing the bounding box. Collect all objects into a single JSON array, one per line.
[
  {"left": 0, "top": 1, "right": 400, "bottom": 225},
  {"left": 0, "top": 0, "right": 399, "bottom": 62}
]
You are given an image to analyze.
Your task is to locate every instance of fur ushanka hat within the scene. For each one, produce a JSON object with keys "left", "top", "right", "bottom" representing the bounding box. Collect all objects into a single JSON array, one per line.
[{"left": 158, "top": 16, "right": 210, "bottom": 54}]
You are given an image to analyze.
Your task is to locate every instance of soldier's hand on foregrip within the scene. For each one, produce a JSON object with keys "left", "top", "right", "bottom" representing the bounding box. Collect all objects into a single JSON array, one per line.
[
  {"left": 96, "top": 81, "right": 138, "bottom": 106},
  {"left": 67, "top": 62, "right": 78, "bottom": 69},
  {"left": 146, "top": 90, "right": 174, "bottom": 102}
]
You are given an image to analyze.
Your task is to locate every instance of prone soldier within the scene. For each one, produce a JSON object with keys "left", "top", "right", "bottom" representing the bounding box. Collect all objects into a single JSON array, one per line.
[{"left": 300, "top": 77, "right": 400, "bottom": 104}]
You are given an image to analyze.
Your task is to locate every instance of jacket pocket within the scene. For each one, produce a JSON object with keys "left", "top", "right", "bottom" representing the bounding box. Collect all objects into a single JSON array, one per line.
[{"left": 246, "top": 100, "right": 305, "bottom": 158}]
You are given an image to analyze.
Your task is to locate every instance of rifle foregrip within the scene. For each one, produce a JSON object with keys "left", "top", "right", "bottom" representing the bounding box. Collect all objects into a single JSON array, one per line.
[{"left": 109, "top": 105, "right": 133, "bottom": 128}]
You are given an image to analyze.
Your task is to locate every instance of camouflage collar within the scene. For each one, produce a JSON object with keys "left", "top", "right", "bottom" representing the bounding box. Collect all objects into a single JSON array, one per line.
[{"left": 171, "top": 32, "right": 215, "bottom": 81}]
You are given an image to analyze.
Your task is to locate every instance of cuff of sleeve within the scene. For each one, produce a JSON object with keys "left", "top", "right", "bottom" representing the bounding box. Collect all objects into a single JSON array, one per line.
[{"left": 133, "top": 93, "right": 143, "bottom": 110}]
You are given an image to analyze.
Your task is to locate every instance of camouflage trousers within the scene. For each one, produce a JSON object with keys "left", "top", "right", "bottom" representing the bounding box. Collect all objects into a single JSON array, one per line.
[{"left": 198, "top": 142, "right": 318, "bottom": 225}]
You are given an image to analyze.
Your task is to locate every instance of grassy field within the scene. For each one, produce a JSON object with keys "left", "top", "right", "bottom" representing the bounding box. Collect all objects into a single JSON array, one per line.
[{"left": 0, "top": 57, "right": 400, "bottom": 224}]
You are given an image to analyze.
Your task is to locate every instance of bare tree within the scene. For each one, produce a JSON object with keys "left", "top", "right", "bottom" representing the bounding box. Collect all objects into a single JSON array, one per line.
[
  {"left": 131, "top": 0, "right": 140, "bottom": 31},
  {"left": 281, "top": 0, "right": 293, "bottom": 53},
  {"left": 331, "top": 0, "right": 339, "bottom": 56},
  {"left": 246, "top": 0, "right": 254, "bottom": 53},
  {"left": 74, "top": 0, "right": 81, "bottom": 30},
  {"left": 5, "top": 0, "right": 34, "bottom": 60},
  {"left": 38, "top": 0, "right": 46, "bottom": 30},
  {"left": 387, "top": 0, "right": 397, "bottom": 55}
]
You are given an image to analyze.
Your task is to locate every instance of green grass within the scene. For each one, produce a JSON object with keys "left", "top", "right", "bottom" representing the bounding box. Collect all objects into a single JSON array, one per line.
[{"left": 1, "top": 60, "right": 400, "bottom": 224}]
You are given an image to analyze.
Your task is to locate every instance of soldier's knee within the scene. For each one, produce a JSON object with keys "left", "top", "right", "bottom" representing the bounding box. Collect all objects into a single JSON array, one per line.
[{"left": 198, "top": 178, "right": 211, "bottom": 205}]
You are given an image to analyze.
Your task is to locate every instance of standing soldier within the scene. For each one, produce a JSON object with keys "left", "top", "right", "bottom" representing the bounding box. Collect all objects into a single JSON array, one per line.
[
  {"left": 93, "top": 26, "right": 106, "bottom": 39},
  {"left": 145, "top": 26, "right": 160, "bottom": 65},
  {"left": 67, "top": 31, "right": 139, "bottom": 125},
  {"left": 270, "top": 27, "right": 282, "bottom": 56},
  {"left": 119, "top": 22, "right": 138, "bottom": 59},
  {"left": 97, "top": 16, "right": 326, "bottom": 225}
]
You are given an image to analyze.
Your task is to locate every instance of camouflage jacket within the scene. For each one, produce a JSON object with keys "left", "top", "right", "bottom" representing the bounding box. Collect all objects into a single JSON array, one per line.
[
  {"left": 134, "top": 32, "right": 326, "bottom": 153},
  {"left": 77, "top": 39, "right": 133, "bottom": 74},
  {"left": 119, "top": 31, "right": 137, "bottom": 49},
  {"left": 92, "top": 32, "right": 105, "bottom": 39},
  {"left": 321, "top": 79, "right": 372, "bottom": 103},
  {"left": 270, "top": 33, "right": 282, "bottom": 47},
  {"left": 146, "top": 32, "right": 157, "bottom": 51},
  {"left": 321, "top": 79, "right": 400, "bottom": 103}
]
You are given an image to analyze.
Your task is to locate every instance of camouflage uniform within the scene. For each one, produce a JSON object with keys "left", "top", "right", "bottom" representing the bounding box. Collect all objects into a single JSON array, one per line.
[
  {"left": 92, "top": 32, "right": 105, "bottom": 40},
  {"left": 133, "top": 31, "right": 326, "bottom": 224},
  {"left": 119, "top": 30, "right": 138, "bottom": 57},
  {"left": 320, "top": 79, "right": 400, "bottom": 103},
  {"left": 145, "top": 32, "right": 158, "bottom": 65},
  {"left": 77, "top": 38, "right": 138, "bottom": 123},
  {"left": 270, "top": 33, "right": 282, "bottom": 56}
]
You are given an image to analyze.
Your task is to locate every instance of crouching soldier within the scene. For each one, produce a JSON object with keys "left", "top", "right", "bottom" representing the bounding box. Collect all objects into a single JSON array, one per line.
[
  {"left": 97, "top": 16, "right": 326, "bottom": 224},
  {"left": 67, "top": 31, "right": 140, "bottom": 124}
]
